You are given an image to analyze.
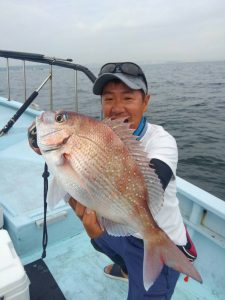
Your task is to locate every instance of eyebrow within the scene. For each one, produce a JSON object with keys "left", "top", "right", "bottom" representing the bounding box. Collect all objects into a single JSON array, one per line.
[{"left": 102, "top": 89, "right": 134, "bottom": 95}]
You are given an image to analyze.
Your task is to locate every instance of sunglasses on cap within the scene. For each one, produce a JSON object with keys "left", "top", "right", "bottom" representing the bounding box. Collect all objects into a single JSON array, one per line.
[{"left": 99, "top": 62, "right": 148, "bottom": 91}]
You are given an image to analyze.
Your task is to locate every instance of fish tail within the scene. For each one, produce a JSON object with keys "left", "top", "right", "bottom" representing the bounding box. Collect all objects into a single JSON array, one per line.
[{"left": 143, "top": 228, "right": 202, "bottom": 291}]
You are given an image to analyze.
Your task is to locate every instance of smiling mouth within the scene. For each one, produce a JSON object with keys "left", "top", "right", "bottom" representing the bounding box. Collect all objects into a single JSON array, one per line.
[{"left": 110, "top": 116, "right": 130, "bottom": 123}]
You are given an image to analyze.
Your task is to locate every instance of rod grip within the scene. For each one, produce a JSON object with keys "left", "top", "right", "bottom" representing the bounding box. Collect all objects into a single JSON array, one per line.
[{"left": 0, "top": 91, "right": 38, "bottom": 135}]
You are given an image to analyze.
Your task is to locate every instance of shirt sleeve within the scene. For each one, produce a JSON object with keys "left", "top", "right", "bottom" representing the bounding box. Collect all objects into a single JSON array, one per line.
[
  {"left": 145, "top": 125, "right": 178, "bottom": 177},
  {"left": 150, "top": 158, "right": 173, "bottom": 190}
]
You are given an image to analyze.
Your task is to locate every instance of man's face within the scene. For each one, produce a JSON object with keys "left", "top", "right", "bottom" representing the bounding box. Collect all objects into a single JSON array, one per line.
[{"left": 101, "top": 81, "right": 150, "bottom": 129}]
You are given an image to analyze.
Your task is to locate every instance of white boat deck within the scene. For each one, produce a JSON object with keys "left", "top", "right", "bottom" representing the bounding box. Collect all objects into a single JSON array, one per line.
[{"left": 21, "top": 230, "right": 217, "bottom": 300}]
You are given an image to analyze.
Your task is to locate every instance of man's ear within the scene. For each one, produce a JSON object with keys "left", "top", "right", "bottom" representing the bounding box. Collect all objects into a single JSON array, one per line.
[{"left": 143, "top": 94, "right": 150, "bottom": 112}]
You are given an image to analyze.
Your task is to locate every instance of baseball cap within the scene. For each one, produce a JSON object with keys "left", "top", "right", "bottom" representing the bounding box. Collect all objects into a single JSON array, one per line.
[{"left": 93, "top": 62, "right": 148, "bottom": 95}]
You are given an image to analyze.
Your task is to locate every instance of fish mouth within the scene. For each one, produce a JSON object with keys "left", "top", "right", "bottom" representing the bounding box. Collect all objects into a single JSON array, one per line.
[
  {"left": 39, "top": 128, "right": 63, "bottom": 139},
  {"left": 40, "top": 135, "right": 71, "bottom": 153}
]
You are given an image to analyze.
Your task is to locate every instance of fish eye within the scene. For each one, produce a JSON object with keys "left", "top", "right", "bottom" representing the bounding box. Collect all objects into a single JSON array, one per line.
[{"left": 55, "top": 112, "right": 67, "bottom": 123}]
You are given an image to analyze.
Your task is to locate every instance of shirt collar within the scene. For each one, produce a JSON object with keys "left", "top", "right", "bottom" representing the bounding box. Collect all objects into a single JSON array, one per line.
[{"left": 133, "top": 117, "right": 147, "bottom": 140}]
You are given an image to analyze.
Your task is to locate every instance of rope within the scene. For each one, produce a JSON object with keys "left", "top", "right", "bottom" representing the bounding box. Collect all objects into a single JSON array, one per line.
[{"left": 41, "top": 163, "right": 49, "bottom": 258}]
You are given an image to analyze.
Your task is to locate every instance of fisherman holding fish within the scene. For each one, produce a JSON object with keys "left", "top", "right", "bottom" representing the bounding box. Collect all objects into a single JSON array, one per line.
[{"left": 28, "top": 62, "right": 201, "bottom": 299}]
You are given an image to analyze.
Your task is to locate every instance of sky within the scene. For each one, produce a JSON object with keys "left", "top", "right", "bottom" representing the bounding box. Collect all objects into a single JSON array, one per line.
[{"left": 1, "top": 0, "right": 225, "bottom": 64}]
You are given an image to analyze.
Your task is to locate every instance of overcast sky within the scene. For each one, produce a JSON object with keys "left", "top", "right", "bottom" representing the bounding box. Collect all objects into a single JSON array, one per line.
[{"left": 1, "top": 0, "right": 225, "bottom": 64}]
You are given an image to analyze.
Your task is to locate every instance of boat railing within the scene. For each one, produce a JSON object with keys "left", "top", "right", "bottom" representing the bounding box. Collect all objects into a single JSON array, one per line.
[
  {"left": 177, "top": 177, "right": 225, "bottom": 250},
  {"left": 0, "top": 49, "right": 96, "bottom": 109},
  {"left": 0, "top": 50, "right": 97, "bottom": 135}
]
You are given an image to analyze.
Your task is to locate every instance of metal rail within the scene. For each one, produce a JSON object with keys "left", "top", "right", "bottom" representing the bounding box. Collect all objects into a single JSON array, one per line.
[
  {"left": 0, "top": 50, "right": 96, "bottom": 82},
  {"left": 0, "top": 49, "right": 96, "bottom": 108},
  {"left": 0, "top": 50, "right": 97, "bottom": 135}
]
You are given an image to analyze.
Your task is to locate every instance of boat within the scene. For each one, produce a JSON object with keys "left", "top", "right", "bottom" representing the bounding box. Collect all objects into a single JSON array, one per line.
[{"left": 0, "top": 50, "right": 224, "bottom": 300}]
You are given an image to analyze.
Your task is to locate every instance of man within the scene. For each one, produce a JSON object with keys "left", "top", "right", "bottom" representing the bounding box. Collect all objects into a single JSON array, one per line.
[{"left": 28, "top": 62, "right": 197, "bottom": 300}]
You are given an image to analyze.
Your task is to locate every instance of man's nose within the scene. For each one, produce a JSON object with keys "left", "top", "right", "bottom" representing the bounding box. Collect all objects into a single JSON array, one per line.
[{"left": 111, "top": 100, "right": 125, "bottom": 114}]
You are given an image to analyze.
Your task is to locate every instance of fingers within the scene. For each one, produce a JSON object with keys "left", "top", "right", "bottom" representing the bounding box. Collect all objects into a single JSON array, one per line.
[
  {"left": 68, "top": 197, "right": 104, "bottom": 238},
  {"left": 75, "top": 201, "right": 86, "bottom": 220},
  {"left": 68, "top": 197, "right": 77, "bottom": 210},
  {"left": 68, "top": 197, "right": 85, "bottom": 219},
  {"left": 83, "top": 208, "right": 104, "bottom": 238}
]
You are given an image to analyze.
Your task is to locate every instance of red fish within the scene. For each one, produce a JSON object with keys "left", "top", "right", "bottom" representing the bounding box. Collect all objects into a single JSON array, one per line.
[{"left": 36, "top": 111, "right": 202, "bottom": 290}]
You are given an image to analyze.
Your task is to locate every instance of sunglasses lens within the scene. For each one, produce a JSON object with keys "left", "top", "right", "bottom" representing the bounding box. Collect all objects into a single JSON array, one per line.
[
  {"left": 100, "top": 63, "right": 116, "bottom": 74},
  {"left": 121, "top": 63, "right": 140, "bottom": 76}
]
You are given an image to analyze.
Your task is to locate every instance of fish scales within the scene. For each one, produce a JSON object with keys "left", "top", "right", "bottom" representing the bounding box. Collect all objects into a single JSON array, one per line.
[
  {"left": 63, "top": 128, "right": 136, "bottom": 224},
  {"left": 72, "top": 122, "right": 147, "bottom": 224}
]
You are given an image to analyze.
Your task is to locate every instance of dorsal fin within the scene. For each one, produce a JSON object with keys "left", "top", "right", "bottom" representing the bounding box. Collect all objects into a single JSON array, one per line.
[{"left": 102, "top": 118, "right": 164, "bottom": 217}]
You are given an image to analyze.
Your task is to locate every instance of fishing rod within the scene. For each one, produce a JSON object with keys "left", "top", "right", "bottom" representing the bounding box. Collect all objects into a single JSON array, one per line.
[{"left": 0, "top": 74, "right": 51, "bottom": 136}]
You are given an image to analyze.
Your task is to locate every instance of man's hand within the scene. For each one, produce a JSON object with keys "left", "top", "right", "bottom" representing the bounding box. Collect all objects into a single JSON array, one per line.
[
  {"left": 69, "top": 197, "right": 104, "bottom": 239},
  {"left": 27, "top": 121, "right": 42, "bottom": 155}
]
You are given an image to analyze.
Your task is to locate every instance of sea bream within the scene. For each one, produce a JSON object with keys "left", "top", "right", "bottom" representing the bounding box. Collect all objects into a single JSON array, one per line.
[{"left": 35, "top": 110, "right": 202, "bottom": 290}]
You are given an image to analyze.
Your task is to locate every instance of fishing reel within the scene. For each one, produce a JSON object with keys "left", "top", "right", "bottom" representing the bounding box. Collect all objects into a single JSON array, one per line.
[{"left": 27, "top": 123, "right": 40, "bottom": 153}]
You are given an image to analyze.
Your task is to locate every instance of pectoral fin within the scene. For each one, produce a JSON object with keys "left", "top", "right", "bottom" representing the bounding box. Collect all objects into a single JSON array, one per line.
[{"left": 47, "top": 176, "right": 67, "bottom": 209}]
